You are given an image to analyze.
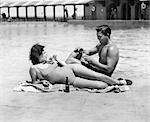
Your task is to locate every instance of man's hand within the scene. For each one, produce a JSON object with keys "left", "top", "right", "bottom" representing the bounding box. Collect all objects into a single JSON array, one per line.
[
  {"left": 83, "top": 56, "right": 95, "bottom": 64},
  {"left": 80, "top": 57, "right": 88, "bottom": 64},
  {"left": 74, "top": 47, "right": 83, "bottom": 53}
]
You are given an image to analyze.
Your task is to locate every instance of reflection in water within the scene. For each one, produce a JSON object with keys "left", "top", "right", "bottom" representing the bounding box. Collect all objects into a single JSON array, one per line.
[
  {"left": 17, "top": 24, "right": 21, "bottom": 36},
  {"left": 43, "top": 23, "right": 48, "bottom": 36},
  {"left": 0, "top": 22, "right": 150, "bottom": 87},
  {"left": 8, "top": 26, "right": 12, "bottom": 40},
  {"left": 25, "top": 23, "right": 29, "bottom": 35}
]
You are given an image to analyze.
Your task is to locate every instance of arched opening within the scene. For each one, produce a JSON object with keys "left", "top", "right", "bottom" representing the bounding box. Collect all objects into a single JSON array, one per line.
[
  {"left": 121, "top": 3, "right": 131, "bottom": 20},
  {"left": 135, "top": 2, "right": 140, "bottom": 20},
  {"left": 141, "top": 2, "right": 150, "bottom": 20},
  {"left": 145, "top": 5, "right": 150, "bottom": 20},
  {"left": 91, "top": 5, "right": 96, "bottom": 20},
  {"left": 107, "top": 3, "right": 117, "bottom": 20}
]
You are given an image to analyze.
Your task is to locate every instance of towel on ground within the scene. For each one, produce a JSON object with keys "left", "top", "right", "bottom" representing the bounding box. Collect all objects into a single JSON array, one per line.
[
  {"left": 75, "top": 85, "right": 130, "bottom": 93},
  {"left": 13, "top": 82, "right": 55, "bottom": 93},
  {"left": 13, "top": 81, "right": 130, "bottom": 93}
]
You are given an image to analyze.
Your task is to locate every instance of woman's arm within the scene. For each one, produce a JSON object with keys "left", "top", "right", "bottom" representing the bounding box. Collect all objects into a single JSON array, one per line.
[
  {"left": 29, "top": 66, "right": 45, "bottom": 84},
  {"left": 29, "top": 66, "right": 51, "bottom": 87},
  {"left": 29, "top": 66, "right": 37, "bottom": 83},
  {"left": 52, "top": 55, "right": 66, "bottom": 66}
]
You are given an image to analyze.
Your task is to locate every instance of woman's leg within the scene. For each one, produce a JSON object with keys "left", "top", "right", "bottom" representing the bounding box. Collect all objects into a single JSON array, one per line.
[
  {"left": 67, "top": 64, "right": 122, "bottom": 85},
  {"left": 73, "top": 77, "right": 108, "bottom": 89}
]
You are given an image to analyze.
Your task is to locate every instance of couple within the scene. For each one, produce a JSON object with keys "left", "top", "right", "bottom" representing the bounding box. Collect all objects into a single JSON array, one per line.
[{"left": 29, "top": 25, "right": 132, "bottom": 91}]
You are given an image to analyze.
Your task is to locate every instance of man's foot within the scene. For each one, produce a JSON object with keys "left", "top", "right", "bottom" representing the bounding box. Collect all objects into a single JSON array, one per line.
[
  {"left": 114, "top": 85, "right": 130, "bottom": 93},
  {"left": 117, "top": 78, "right": 133, "bottom": 85}
]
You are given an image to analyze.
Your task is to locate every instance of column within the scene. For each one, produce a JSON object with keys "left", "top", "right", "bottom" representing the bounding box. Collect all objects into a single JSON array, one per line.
[
  {"left": 53, "top": 5, "right": 55, "bottom": 21},
  {"left": 16, "top": 7, "right": 19, "bottom": 19},
  {"left": 83, "top": 5, "right": 86, "bottom": 20},
  {"left": 25, "top": 7, "right": 28, "bottom": 20},
  {"left": 73, "top": 5, "right": 76, "bottom": 19},
  {"left": 8, "top": 7, "right": 10, "bottom": 17},
  {"left": 44, "top": 6, "right": 46, "bottom": 21},
  {"left": 34, "top": 6, "right": 37, "bottom": 21},
  {"left": 63, "top": 5, "right": 65, "bottom": 20}
]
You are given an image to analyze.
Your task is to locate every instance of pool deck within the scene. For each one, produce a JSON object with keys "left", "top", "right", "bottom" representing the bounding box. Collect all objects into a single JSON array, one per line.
[
  {"left": 0, "top": 20, "right": 150, "bottom": 122},
  {"left": 0, "top": 80, "right": 150, "bottom": 122},
  {"left": 0, "top": 19, "right": 150, "bottom": 29},
  {"left": 68, "top": 20, "right": 150, "bottom": 29}
]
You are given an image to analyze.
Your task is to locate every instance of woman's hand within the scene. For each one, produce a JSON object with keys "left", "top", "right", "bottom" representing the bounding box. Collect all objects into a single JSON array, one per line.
[
  {"left": 52, "top": 55, "right": 66, "bottom": 66},
  {"left": 47, "top": 55, "right": 57, "bottom": 64},
  {"left": 42, "top": 80, "right": 53, "bottom": 90},
  {"left": 42, "top": 80, "right": 50, "bottom": 87},
  {"left": 26, "top": 79, "right": 43, "bottom": 84},
  {"left": 52, "top": 54, "right": 57, "bottom": 61}
]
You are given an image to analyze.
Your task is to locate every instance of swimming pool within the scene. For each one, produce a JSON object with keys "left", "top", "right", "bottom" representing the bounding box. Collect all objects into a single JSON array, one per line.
[{"left": 0, "top": 22, "right": 150, "bottom": 88}]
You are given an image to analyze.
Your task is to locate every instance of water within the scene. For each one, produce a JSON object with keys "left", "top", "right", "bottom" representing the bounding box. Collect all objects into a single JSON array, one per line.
[{"left": 0, "top": 22, "right": 150, "bottom": 89}]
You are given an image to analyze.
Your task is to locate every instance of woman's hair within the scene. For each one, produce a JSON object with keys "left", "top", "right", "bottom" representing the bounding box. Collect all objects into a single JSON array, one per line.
[
  {"left": 96, "top": 25, "right": 111, "bottom": 38},
  {"left": 29, "top": 43, "right": 45, "bottom": 65}
]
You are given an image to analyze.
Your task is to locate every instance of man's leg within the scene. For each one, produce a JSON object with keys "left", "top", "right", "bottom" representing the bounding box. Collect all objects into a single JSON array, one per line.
[
  {"left": 73, "top": 77, "right": 108, "bottom": 89},
  {"left": 67, "top": 64, "right": 121, "bottom": 85}
]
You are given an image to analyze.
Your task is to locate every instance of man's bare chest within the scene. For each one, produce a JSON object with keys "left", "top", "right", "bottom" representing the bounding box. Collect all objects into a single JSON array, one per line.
[{"left": 98, "top": 46, "right": 108, "bottom": 64}]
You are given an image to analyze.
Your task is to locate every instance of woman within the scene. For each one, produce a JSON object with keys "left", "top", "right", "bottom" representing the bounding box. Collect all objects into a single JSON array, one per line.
[{"left": 29, "top": 44, "right": 130, "bottom": 90}]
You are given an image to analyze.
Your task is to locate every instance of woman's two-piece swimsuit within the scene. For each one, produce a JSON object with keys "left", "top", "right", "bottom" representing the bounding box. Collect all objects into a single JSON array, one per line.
[{"left": 35, "top": 60, "right": 75, "bottom": 85}]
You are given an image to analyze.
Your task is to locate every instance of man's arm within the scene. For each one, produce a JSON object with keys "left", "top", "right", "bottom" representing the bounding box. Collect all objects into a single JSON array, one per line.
[
  {"left": 83, "top": 45, "right": 98, "bottom": 56},
  {"left": 84, "top": 46, "right": 119, "bottom": 75}
]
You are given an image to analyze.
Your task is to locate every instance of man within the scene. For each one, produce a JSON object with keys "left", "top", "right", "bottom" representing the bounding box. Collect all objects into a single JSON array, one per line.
[{"left": 65, "top": 25, "right": 119, "bottom": 77}]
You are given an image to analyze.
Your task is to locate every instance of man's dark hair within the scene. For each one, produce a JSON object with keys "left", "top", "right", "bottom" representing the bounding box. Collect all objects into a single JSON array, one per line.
[
  {"left": 96, "top": 25, "right": 111, "bottom": 38},
  {"left": 29, "top": 43, "right": 45, "bottom": 65}
]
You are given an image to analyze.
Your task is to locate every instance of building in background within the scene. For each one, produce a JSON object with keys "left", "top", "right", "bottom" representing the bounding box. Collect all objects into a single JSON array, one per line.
[
  {"left": 0, "top": 0, "right": 149, "bottom": 21},
  {"left": 84, "top": 0, "right": 150, "bottom": 20}
]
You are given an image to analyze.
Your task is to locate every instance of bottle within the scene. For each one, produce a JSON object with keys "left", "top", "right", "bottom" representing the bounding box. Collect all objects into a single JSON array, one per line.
[{"left": 64, "top": 77, "right": 70, "bottom": 93}]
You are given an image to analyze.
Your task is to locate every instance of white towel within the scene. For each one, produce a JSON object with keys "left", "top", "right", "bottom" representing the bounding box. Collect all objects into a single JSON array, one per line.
[
  {"left": 13, "top": 82, "right": 53, "bottom": 93},
  {"left": 75, "top": 85, "right": 130, "bottom": 93},
  {"left": 13, "top": 82, "right": 130, "bottom": 93}
]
